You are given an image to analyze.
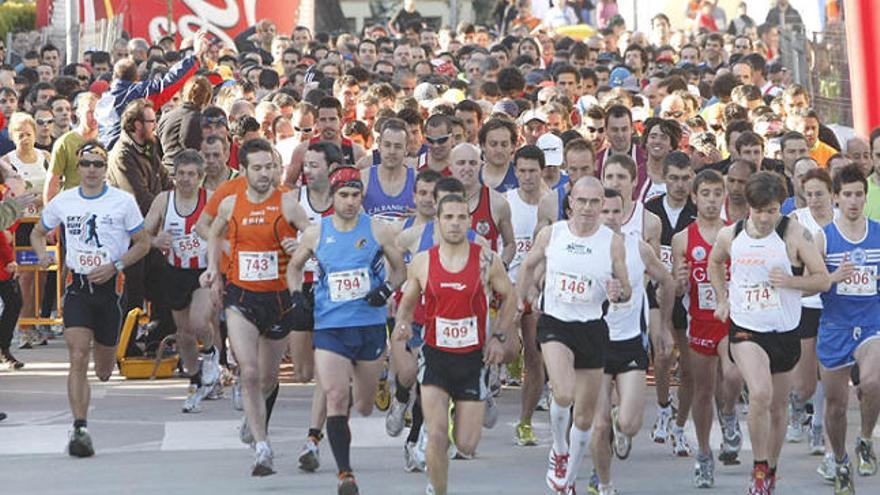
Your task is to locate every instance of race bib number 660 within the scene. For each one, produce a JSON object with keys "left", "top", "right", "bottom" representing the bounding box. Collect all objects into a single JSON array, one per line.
[{"left": 72, "top": 248, "right": 110, "bottom": 274}]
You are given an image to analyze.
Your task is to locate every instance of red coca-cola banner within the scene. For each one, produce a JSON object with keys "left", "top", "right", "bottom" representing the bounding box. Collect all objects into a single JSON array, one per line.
[{"left": 37, "top": 0, "right": 301, "bottom": 48}]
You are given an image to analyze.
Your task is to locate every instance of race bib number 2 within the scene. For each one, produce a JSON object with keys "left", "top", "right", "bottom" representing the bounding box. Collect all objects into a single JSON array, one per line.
[
  {"left": 698, "top": 283, "right": 716, "bottom": 310},
  {"left": 238, "top": 251, "right": 279, "bottom": 281},
  {"left": 837, "top": 265, "right": 877, "bottom": 296},
  {"left": 72, "top": 248, "right": 110, "bottom": 274},
  {"left": 436, "top": 316, "right": 478, "bottom": 349},
  {"left": 328, "top": 268, "right": 370, "bottom": 302}
]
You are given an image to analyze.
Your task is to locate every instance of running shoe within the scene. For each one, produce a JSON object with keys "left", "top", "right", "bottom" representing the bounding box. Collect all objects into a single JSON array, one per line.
[
  {"left": 818, "top": 452, "right": 836, "bottom": 482},
  {"left": 747, "top": 464, "right": 771, "bottom": 495},
  {"left": 404, "top": 441, "right": 422, "bottom": 472},
  {"left": 786, "top": 392, "right": 806, "bottom": 443},
  {"left": 693, "top": 452, "right": 715, "bottom": 488},
  {"left": 298, "top": 435, "right": 321, "bottom": 472},
  {"left": 205, "top": 380, "right": 225, "bottom": 401},
  {"left": 536, "top": 384, "right": 550, "bottom": 411},
  {"left": 239, "top": 416, "right": 254, "bottom": 446},
  {"left": 182, "top": 384, "right": 205, "bottom": 413},
  {"left": 414, "top": 426, "right": 428, "bottom": 470},
  {"left": 375, "top": 377, "right": 391, "bottom": 412},
  {"left": 200, "top": 346, "right": 221, "bottom": 386},
  {"left": 719, "top": 413, "right": 742, "bottom": 465},
  {"left": 670, "top": 426, "right": 692, "bottom": 457},
  {"left": 68, "top": 427, "right": 95, "bottom": 457},
  {"left": 232, "top": 375, "right": 243, "bottom": 411},
  {"left": 651, "top": 403, "right": 673, "bottom": 443},
  {"left": 0, "top": 347, "right": 24, "bottom": 369},
  {"left": 611, "top": 406, "right": 631, "bottom": 460},
  {"left": 587, "top": 468, "right": 600, "bottom": 495},
  {"left": 337, "top": 471, "right": 359, "bottom": 495},
  {"left": 809, "top": 422, "right": 826, "bottom": 455},
  {"left": 834, "top": 459, "right": 855, "bottom": 494},
  {"left": 856, "top": 436, "right": 878, "bottom": 476},
  {"left": 546, "top": 449, "right": 570, "bottom": 492},
  {"left": 425, "top": 482, "right": 434, "bottom": 495},
  {"left": 598, "top": 483, "right": 619, "bottom": 495},
  {"left": 515, "top": 422, "right": 538, "bottom": 446},
  {"left": 483, "top": 395, "right": 498, "bottom": 429},
  {"left": 251, "top": 442, "right": 275, "bottom": 476},
  {"left": 386, "top": 396, "right": 408, "bottom": 437}
]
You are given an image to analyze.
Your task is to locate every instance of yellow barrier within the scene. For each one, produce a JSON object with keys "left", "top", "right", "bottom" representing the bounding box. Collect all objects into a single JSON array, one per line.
[
  {"left": 116, "top": 307, "right": 179, "bottom": 379},
  {"left": 13, "top": 217, "right": 63, "bottom": 326}
]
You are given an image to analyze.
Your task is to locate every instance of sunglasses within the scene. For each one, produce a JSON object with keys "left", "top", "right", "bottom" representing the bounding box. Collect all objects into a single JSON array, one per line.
[
  {"left": 664, "top": 110, "right": 684, "bottom": 118},
  {"left": 79, "top": 160, "right": 106, "bottom": 168},
  {"left": 202, "top": 116, "right": 228, "bottom": 127},
  {"left": 294, "top": 126, "right": 313, "bottom": 133},
  {"left": 426, "top": 134, "right": 450, "bottom": 145},
  {"left": 36, "top": 118, "right": 53, "bottom": 126},
  {"left": 77, "top": 75, "right": 91, "bottom": 81},
  {"left": 586, "top": 126, "right": 605, "bottom": 133}
]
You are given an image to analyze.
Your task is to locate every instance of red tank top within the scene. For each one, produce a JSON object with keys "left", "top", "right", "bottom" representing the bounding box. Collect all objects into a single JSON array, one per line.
[
  {"left": 227, "top": 188, "right": 297, "bottom": 292},
  {"left": 164, "top": 188, "right": 208, "bottom": 269},
  {"left": 685, "top": 221, "right": 730, "bottom": 322},
  {"left": 423, "top": 243, "right": 488, "bottom": 353},
  {"left": 471, "top": 186, "right": 499, "bottom": 251}
]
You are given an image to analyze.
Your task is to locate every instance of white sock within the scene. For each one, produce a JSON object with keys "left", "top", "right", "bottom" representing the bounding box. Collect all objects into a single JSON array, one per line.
[
  {"left": 566, "top": 425, "right": 592, "bottom": 485},
  {"left": 672, "top": 423, "right": 685, "bottom": 435},
  {"left": 812, "top": 381, "right": 825, "bottom": 430},
  {"left": 550, "top": 398, "right": 571, "bottom": 455}
]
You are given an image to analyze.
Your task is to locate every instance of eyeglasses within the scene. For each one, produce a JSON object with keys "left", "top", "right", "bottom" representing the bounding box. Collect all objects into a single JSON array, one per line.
[
  {"left": 586, "top": 126, "right": 605, "bottom": 133},
  {"left": 79, "top": 160, "right": 106, "bottom": 168},
  {"left": 202, "top": 116, "right": 228, "bottom": 127},
  {"left": 426, "top": 134, "right": 451, "bottom": 145},
  {"left": 36, "top": 118, "right": 53, "bottom": 126},
  {"left": 294, "top": 126, "right": 313, "bottom": 133},
  {"left": 77, "top": 75, "right": 91, "bottom": 81}
]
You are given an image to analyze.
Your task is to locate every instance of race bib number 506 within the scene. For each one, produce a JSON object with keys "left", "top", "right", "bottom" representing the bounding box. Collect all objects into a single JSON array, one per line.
[{"left": 837, "top": 265, "right": 877, "bottom": 296}]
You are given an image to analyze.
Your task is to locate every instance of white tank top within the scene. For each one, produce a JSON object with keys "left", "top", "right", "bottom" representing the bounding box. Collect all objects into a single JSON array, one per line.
[
  {"left": 5, "top": 149, "right": 48, "bottom": 215},
  {"left": 543, "top": 221, "right": 615, "bottom": 322},
  {"left": 605, "top": 234, "right": 646, "bottom": 341},
  {"left": 640, "top": 180, "right": 666, "bottom": 204},
  {"left": 794, "top": 207, "right": 838, "bottom": 309},
  {"left": 299, "top": 186, "right": 328, "bottom": 279},
  {"left": 729, "top": 220, "right": 802, "bottom": 333},
  {"left": 163, "top": 190, "right": 208, "bottom": 269},
  {"left": 505, "top": 188, "right": 538, "bottom": 281},
  {"left": 621, "top": 201, "right": 645, "bottom": 239}
]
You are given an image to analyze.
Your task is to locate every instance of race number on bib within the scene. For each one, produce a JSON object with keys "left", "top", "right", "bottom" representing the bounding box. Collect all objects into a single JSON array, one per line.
[
  {"left": 511, "top": 236, "right": 533, "bottom": 268},
  {"left": 238, "top": 251, "right": 279, "bottom": 281},
  {"left": 737, "top": 282, "right": 780, "bottom": 313},
  {"left": 72, "top": 248, "right": 110, "bottom": 274},
  {"left": 697, "top": 283, "right": 717, "bottom": 310},
  {"left": 304, "top": 256, "right": 319, "bottom": 274},
  {"left": 837, "top": 265, "right": 878, "bottom": 296},
  {"left": 435, "top": 316, "right": 479, "bottom": 349},
  {"left": 553, "top": 271, "right": 593, "bottom": 304},
  {"left": 660, "top": 245, "right": 673, "bottom": 272},
  {"left": 172, "top": 233, "right": 205, "bottom": 259},
  {"left": 328, "top": 268, "right": 370, "bottom": 302}
]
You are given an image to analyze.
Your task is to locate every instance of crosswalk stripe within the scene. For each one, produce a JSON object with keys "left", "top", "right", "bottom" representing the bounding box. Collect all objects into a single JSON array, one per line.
[{"left": 161, "top": 420, "right": 249, "bottom": 451}]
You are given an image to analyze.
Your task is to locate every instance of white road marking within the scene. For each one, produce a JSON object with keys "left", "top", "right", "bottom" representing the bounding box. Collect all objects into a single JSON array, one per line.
[
  {"left": 0, "top": 425, "right": 69, "bottom": 455},
  {"left": 161, "top": 420, "right": 249, "bottom": 451}
]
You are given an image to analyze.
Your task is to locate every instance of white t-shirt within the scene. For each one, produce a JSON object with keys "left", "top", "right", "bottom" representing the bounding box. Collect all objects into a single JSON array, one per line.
[{"left": 41, "top": 185, "right": 144, "bottom": 274}]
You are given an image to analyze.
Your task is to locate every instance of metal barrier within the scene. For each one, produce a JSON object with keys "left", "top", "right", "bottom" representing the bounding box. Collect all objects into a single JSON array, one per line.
[{"left": 13, "top": 217, "right": 63, "bottom": 327}]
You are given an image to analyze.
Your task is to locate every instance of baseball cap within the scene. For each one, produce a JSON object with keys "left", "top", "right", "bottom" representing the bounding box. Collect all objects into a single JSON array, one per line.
[
  {"left": 609, "top": 67, "right": 640, "bottom": 92},
  {"left": 525, "top": 70, "right": 547, "bottom": 87},
  {"left": 519, "top": 108, "right": 548, "bottom": 125},
  {"left": 537, "top": 133, "right": 564, "bottom": 167},
  {"left": 493, "top": 99, "right": 520, "bottom": 119}
]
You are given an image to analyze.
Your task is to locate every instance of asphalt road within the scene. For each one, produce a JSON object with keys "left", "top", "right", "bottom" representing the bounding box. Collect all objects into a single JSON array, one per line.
[{"left": 1, "top": 342, "right": 878, "bottom": 495}]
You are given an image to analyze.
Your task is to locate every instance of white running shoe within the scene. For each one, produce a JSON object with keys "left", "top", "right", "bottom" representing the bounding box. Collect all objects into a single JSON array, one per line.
[
  {"left": 651, "top": 404, "right": 674, "bottom": 443},
  {"left": 251, "top": 441, "right": 275, "bottom": 476},
  {"left": 182, "top": 384, "right": 205, "bottom": 413},
  {"left": 809, "top": 422, "right": 825, "bottom": 455},
  {"left": 298, "top": 436, "right": 320, "bottom": 472},
  {"left": 817, "top": 452, "right": 836, "bottom": 482},
  {"left": 414, "top": 426, "right": 428, "bottom": 470},
  {"left": 546, "top": 449, "right": 569, "bottom": 492},
  {"left": 483, "top": 395, "right": 498, "bottom": 429},
  {"left": 386, "top": 396, "right": 408, "bottom": 437},
  {"left": 404, "top": 441, "right": 422, "bottom": 472},
  {"left": 671, "top": 426, "right": 692, "bottom": 457},
  {"left": 200, "top": 346, "right": 221, "bottom": 386},
  {"left": 232, "top": 377, "right": 243, "bottom": 411},
  {"left": 536, "top": 384, "right": 550, "bottom": 411}
]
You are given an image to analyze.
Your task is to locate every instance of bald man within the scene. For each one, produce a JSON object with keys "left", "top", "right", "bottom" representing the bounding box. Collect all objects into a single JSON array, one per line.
[
  {"left": 517, "top": 176, "right": 631, "bottom": 494},
  {"left": 846, "top": 137, "right": 871, "bottom": 178}
]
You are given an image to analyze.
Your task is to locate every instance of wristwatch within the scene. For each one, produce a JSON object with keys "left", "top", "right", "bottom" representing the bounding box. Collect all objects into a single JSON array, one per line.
[
  {"left": 491, "top": 333, "right": 507, "bottom": 343},
  {"left": 114, "top": 260, "right": 125, "bottom": 273}
]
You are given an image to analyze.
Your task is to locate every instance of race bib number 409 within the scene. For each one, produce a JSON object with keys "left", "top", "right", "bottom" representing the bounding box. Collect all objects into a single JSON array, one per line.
[
  {"left": 328, "top": 268, "right": 370, "bottom": 302},
  {"left": 238, "top": 251, "right": 279, "bottom": 281},
  {"left": 435, "top": 316, "right": 478, "bottom": 349}
]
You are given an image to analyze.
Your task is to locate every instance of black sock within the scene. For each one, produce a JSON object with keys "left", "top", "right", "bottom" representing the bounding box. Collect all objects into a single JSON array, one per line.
[
  {"left": 265, "top": 383, "right": 280, "bottom": 427},
  {"left": 754, "top": 460, "right": 769, "bottom": 469},
  {"left": 406, "top": 395, "right": 424, "bottom": 444},
  {"left": 327, "top": 415, "right": 352, "bottom": 473},
  {"left": 308, "top": 428, "right": 323, "bottom": 441},
  {"left": 190, "top": 373, "right": 202, "bottom": 386},
  {"left": 659, "top": 400, "right": 671, "bottom": 408},
  {"left": 73, "top": 419, "right": 87, "bottom": 429},
  {"left": 769, "top": 466, "right": 777, "bottom": 477},
  {"left": 395, "top": 376, "right": 410, "bottom": 404}
]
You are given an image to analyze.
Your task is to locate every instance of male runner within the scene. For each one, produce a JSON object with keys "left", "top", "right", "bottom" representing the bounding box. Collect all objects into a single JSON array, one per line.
[
  {"left": 590, "top": 187, "right": 675, "bottom": 495},
  {"left": 201, "top": 138, "right": 311, "bottom": 476},
  {"left": 201, "top": 135, "right": 237, "bottom": 191},
  {"left": 394, "top": 193, "right": 516, "bottom": 495},
  {"left": 361, "top": 118, "right": 415, "bottom": 224},
  {"left": 287, "top": 166, "right": 405, "bottom": 495},
  {"left": 709, "top": 171, "right": 831, "bottom": 494},
  {"left": 816, "top": 164, "right": 880, "bottom": 493},
  {"left": 143, "top": 150, "right": 219, "bottom": 413},
  {"left": 518, "top": 177, "right": 631, "bottom": 494},
  {"left": 506, "top": 145, "right": 550, "bottom": 447},
  {"left": 788, "top": 168, "right": 837, "bottom": 454},
  {"left": 723, "top": 159, "right": 755, "bottom": 223},
  {"left": 670, "top": 169, "right": 743, "bottom": 486},
  {"left": 286, "top": 97, "right": 366, "bottom": 186},
  {"left": 479, "top": 118, "right": 519, "bottom": 193},
  {"left": 536, "top": 138, "right": 595, "bottom": 230},
  {"left": 293, "top": 140, "right": 344, "bottom": 473},
  {"left": 31, "top": 140, "right": 150, "bottom": 457}
]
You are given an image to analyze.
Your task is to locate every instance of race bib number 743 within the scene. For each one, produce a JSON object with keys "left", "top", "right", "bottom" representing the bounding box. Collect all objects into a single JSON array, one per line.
[{"left": 238, "top": 251, "right": 279, "bottom": 281}]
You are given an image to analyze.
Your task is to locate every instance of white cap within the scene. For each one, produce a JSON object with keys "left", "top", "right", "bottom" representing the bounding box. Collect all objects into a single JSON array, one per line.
[
  {"left": 537, "top": 133, "right": 564, "bottom": 167},
  {"left": 519, "top": 108, "right": 548, "bottom": 125}
]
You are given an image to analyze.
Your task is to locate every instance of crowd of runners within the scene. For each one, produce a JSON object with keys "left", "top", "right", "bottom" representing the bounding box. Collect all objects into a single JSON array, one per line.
[{"left": 0, "top": 1, "right": 878, "bottom": 494}]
